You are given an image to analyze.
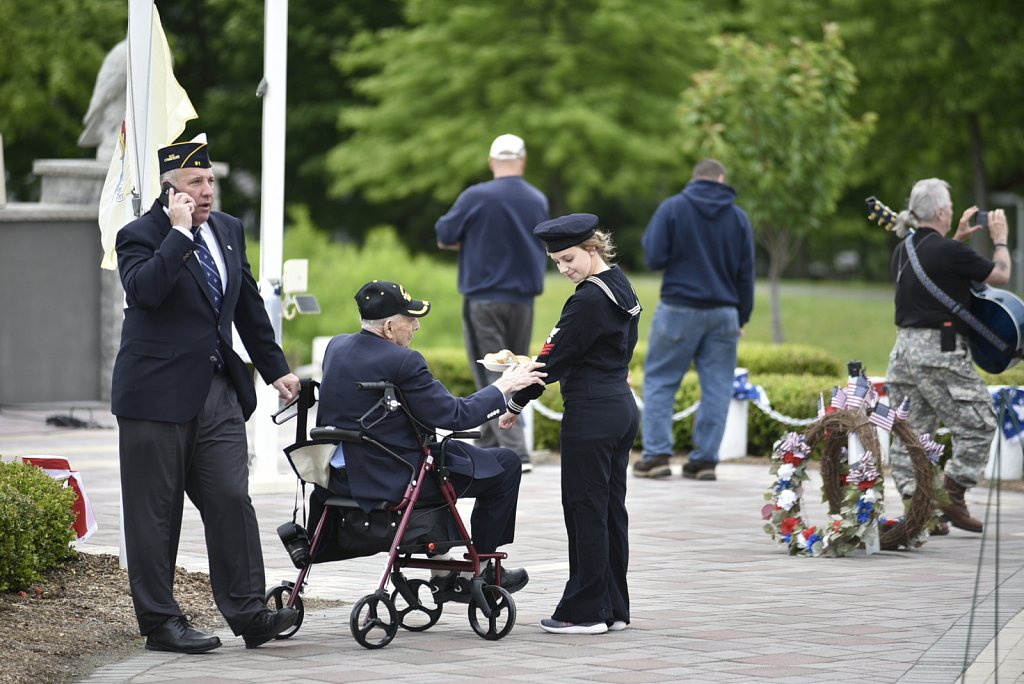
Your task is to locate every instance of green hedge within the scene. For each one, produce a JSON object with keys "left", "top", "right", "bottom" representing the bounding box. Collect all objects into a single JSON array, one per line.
[
  {"left": 0, "top": 460, "right": 77, "bottom": 592},
  {"left": 528, "top": 373, "right": 839, "bottom": 457},
  {"left": 629, "top": 341, "right": 841, "bottom": 378},
  {"left": 422, "top": 342, "right": 841, "bottom": 456}
]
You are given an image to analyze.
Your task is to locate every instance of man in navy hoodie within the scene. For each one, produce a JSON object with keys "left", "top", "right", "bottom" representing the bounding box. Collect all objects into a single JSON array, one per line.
[
  {"left": 435, "top": 134, "right": 549, "bottom": 471},
  {"left": 634, "top": 159, "right": 755, "bottom": 481}
]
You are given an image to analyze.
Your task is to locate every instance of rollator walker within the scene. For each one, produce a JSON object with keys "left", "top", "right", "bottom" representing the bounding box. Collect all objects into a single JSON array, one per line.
[{"left": 266, "top": 379, "right": 517, "bottom": 649}]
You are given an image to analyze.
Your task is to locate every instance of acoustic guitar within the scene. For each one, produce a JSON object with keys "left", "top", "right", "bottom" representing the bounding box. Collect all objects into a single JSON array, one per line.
[{"left": 866, "top": 196, "right": 1024, "bottom": 374}]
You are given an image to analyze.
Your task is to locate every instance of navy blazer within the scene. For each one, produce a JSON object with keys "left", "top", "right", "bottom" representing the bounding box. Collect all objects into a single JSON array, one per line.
[
  {"left": 317, "top": 330, "right": 506, "bottom": 509},
  {"left": 111, "top": 201, "right": 289, "bottom": 422}
]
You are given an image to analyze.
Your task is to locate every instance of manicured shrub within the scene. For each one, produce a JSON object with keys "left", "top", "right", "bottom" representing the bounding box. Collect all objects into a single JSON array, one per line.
[
  {"left": 0, "top": 460, "right": 77, "bottom": 592},
  {"left": 423, "top": 347, "right": 477, "bottom": 398},
  {"left": 529, "top": 373, "right": 839, "bottom": 457},
  {"left": 630, "top": 341, "right": 842, "bottom": 377}
]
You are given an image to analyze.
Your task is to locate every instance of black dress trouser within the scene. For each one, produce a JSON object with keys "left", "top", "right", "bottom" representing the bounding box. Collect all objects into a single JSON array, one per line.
[
  {"left": 118, "top": 375, "right": 266, "bottom": 636},
  {"left": 551, "top": 392, "right": 638, "bottom": 625}
]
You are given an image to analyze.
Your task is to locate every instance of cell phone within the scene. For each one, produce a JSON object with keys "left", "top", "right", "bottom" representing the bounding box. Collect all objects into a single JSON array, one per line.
[
  {"left": 976, "top": 210, "right": 988, "bottom": 228},
  {"left": 158, "top": 181, "right": 177, "bottom": 207}
]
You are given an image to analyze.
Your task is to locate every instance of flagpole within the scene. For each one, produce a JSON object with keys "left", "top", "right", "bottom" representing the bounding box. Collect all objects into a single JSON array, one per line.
[
  {"left": 118, "top": 0, "right": 156, "bottom": 569},
  {"left": 127, "top": 0, "right": 154, "bottom": 216},
  {"left": 250, "top": 0, "right": 290, "bottom": 490}
]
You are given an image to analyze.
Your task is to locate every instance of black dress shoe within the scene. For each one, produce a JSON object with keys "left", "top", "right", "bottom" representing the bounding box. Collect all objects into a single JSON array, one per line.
[
  {"left": 482, "top": 561, "right": 529, "bottom": 594},
  {"left": 145, "top": 616, "right": 221, "bottom": 654},
  {"left": 242, "top": 608, "right": 298, "bottom": 649}
]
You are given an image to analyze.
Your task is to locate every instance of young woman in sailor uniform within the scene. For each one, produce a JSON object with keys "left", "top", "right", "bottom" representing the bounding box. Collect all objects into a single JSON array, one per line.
[{"left": 501, "top": 213, "right": 641, "bottom": 635}]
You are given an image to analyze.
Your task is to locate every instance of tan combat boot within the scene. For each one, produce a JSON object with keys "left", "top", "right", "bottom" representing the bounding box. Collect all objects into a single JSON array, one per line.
[{"left": 938, "top": 475, "right": 983, "bottom": 533}]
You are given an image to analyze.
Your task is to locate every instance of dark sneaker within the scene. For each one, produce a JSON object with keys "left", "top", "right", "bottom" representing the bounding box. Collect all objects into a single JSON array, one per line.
[
  {"left": 540, "top": 618, "right": 608, "bottom": 634},
  {"left": 482, "top": 561, "right": 529, "bottom": 594},
  {"left": 682, "top": 461, "right": 716, "bottom": 481},
  {"left": 633, "top": 455, "right": 671, "bottom": 479}
]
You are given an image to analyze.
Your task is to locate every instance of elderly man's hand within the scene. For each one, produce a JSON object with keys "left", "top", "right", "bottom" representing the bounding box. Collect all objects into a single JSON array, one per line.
[{"left": 493, "top": 361, "right": 546, "bottom": 396}]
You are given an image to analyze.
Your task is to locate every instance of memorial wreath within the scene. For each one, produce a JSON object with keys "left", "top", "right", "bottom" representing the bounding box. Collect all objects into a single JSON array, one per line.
[{"left": 762, "top": 391, "right": 941, "bottom": 557}]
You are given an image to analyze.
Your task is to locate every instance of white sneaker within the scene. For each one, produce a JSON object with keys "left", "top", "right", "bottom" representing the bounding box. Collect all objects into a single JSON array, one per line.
[
  {"left": 521, "top": 461, "right": 534, "bottom": 473},
  {"left": 540, "top": 618, "right": 608, "bottom": 635},
  {"left": 429, "top": 552, "right": 454, "bottom": 577},
  {"left": 608, "top": 620, "right": 628, "bottom": 632}
]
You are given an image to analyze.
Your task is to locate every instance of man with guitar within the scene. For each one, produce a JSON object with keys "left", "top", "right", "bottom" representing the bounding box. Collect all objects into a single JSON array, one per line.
[{"left": 883, "top": 178, "right": 1010, "bottom": 534}]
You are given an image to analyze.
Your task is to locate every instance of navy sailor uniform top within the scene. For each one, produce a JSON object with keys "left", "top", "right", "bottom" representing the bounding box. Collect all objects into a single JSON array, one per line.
[{"left": 509, "top": 266, "right": 641, "bottom": 412}]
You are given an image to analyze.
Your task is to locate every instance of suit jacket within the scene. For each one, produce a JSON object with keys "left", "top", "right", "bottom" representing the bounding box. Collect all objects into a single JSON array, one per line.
[
  {"left": 317, "top": 330, "right": 506, "bottom": 509},
  {"left": 111, "top": 201, "right": 289, "bottom": 423}
]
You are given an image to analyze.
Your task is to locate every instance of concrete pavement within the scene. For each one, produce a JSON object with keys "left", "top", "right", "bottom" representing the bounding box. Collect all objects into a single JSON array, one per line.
[{"left": 2, "top": 404, "right": 1023, "bottom": 683}]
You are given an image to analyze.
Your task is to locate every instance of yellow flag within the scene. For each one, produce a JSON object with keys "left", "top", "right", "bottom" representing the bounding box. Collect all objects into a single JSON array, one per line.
[{"left": 98, "top": 5, "right": 197, "bottom": 270}]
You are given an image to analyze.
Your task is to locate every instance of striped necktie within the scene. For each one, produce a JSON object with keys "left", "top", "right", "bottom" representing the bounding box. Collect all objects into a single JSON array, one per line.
[{"left": 192, "top": 227, "right": 224, "bottom": 370}]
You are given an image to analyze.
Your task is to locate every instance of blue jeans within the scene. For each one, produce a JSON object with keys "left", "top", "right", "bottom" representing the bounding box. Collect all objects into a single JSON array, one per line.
[{"left": 641, "top": 303, "right": 739, "bottom": 464}]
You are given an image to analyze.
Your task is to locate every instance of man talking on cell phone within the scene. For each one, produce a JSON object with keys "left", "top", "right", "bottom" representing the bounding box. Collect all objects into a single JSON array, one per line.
[{"left": 111, "top": 134, "right": 301, "bottom": 653}]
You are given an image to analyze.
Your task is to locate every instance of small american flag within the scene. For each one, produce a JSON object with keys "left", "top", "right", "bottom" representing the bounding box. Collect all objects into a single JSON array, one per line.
[
  {"left": 830, "top": 386, "right": 847, "bottom": 410},
  {"left": 919, "top": 433, "right": 945, "bottom": 464},
  {"left": 847, "top": 451, "right": 879, "bottom": 486},
  {"left": 868, "top": 402, "right": 895, "bottom": 432},
  {"left": 895, "top": 396, "right": 911, "bottom": 422},
  {"left": 845, "top": 376, "right": 871, "bottom": 411},
  {"left": 817, "top": 393, "right": 825, "bottom": 417}
]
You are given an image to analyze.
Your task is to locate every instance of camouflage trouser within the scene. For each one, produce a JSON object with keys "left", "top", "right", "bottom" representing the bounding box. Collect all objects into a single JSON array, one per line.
[{"left": 885, "top": 327, "right": 996, "bottom": 496}]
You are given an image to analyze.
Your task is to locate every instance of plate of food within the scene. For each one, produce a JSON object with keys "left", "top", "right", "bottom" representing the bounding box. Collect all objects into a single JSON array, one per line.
[{"left": 478, "top": 349, "right": 534, "bottom": 372}]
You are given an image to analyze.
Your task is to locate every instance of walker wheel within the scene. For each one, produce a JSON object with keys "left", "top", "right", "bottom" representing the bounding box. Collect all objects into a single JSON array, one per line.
[
  {"left": 467, "top": 585, "right": 516, "bottom": 640},
  {"left": 264, "top": 583, "right": 303, "bottom": 639},
  {"left": 391, "top": 579, "right": 443, "bottom": 631},
  {"left": 350, "top": 592, "right": 398, "bottom": 649}
]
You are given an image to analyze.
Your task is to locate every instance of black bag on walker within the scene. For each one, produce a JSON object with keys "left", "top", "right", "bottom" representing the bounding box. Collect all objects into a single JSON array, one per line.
[{"left": 307, "top": 488, "right": 455, "bottom": 563}]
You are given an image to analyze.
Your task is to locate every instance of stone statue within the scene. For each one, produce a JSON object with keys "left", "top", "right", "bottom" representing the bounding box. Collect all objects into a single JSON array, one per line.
[{"left": 78, "top": 39, "right": 127, "bottom": 161}]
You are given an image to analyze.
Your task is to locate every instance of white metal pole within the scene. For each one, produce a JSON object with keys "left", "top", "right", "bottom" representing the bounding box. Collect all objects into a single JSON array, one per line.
[
  {"left": 250, "top": 0, "right": 290, "bottom": 490},
  {"left": 127, "top": 0, "right": 154, "bottom": 211},
  {"left": 120, "top": 0, "right": 155, "bottom": 569}
]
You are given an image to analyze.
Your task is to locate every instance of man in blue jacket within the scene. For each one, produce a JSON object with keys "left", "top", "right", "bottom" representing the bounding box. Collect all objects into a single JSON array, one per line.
[
  {"left": 435, "top": 134, "right": 549, "bottom": 471},
  {"left": 634, "top": 159, "right": 755, "bottom": 481},
  {"left": 317, "top": 281, "right": 547, "bottom": 591}
]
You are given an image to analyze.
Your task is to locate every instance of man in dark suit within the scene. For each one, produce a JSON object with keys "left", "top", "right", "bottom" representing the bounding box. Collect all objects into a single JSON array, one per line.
[
  {"left": 111, "top": 136, "right": 301, "bottom": 653},
  {"left": 317, "top": 280, "right": 546, "bottom": 591}
]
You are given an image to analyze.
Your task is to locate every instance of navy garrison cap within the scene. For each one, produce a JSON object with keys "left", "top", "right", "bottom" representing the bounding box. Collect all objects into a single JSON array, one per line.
[
  {"left": 158, "top": 137, "right": 212, "bottom": 175},
  {"left": 355, "top": 280, "right": 431, "bottom": 319},
  {"left": 533, "top": 213, "right": 599, "bottom": 252}
]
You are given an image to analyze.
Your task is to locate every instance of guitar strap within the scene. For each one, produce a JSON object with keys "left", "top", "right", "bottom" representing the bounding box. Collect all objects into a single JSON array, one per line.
[{"left": 903, "top": 231, "right": 1016, "bottom": 356}]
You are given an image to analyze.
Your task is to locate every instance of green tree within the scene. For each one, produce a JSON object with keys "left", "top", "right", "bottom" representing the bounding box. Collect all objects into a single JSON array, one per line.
[
  {"left": 679, "top": 24, "right": 875, "bottom": 341},
  {"left": 158, "top": 0, "right": 404, "bottom": 235},
  {"left": 0, "top": 0, "right": 127, "bottom": 199},
  {"left": 326, "top": 0, "right": 724, "bottom": 251},
  {"left": 740, "top": 0, "right": 1024, "bottom": 232}
]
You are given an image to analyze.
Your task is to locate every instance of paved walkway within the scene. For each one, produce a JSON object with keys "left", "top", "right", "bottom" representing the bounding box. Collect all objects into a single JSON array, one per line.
[{"left": 2, "top": 405, "right": 1023, "bottom": 683}]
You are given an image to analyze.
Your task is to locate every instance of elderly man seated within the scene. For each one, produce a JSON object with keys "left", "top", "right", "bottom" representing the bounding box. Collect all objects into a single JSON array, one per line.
[{"left": 316, "top": 280, "right": 546, "bottom": 592}]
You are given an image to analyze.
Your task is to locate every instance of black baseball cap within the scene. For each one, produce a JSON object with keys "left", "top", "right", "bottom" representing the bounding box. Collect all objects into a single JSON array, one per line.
[{"left": 355, "top": 281, "right": 431, "bottom": 319}]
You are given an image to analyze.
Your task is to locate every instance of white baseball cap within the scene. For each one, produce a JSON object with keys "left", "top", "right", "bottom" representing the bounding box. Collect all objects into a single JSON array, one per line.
[{"left": 489, "top": 134, "right": 526, "bottom": 161}]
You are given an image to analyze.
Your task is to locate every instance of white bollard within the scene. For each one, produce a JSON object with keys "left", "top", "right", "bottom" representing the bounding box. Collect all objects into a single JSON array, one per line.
[
  {"left": 720, "top": 368, "right": 751, "bottom": 460},
  {"left": 985, "top": 386, "right": 1024, "bottom": 480},
  {"left": 985, "top": 431, "right": 1024, "bottom": 480},
  {"left": 719, "top": 399, "right": 748, "bottom": 461}
]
